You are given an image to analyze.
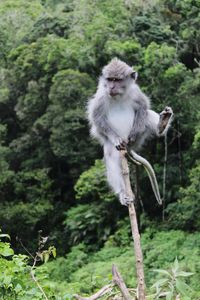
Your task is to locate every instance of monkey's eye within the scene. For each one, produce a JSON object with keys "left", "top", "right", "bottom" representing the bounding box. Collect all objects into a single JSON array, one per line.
[
  {"left": 114, "top": 78, "right": 123, "bottom": 82},
  {"left": 107, "top": 78, "right": 122, "bottom": 82}
]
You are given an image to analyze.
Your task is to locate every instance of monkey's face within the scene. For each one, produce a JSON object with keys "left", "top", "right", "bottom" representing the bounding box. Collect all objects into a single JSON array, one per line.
[
  {"left": 105, "top": 77, "right": 127, "bottom": 97},
  {"left": 104, "top": 72, "right": 137, "bottom": 98}
]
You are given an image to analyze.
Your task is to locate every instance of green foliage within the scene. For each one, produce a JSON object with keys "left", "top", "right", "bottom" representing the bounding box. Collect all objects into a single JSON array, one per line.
[
  {"left": 9, "top": 36, "right": 70, "bottom": 84},
  {"left": 166, "top": 163, "right": 200, "bottom": 230},
  {"left": 66, "top": 160, "right": 126, "bottom": 248},
  {"left": 49, "top": 69, "right": 94, "bottom": 109},
  {"left": 41, "top": 243, "right": 88, "bottom": 282},
  {"left": 104, "top": 39, "right": 143, "bottom": 65},
  {"left": 74, "top": 160, "right": 114, "bottom": 202},
  {"left": 144, "top": 42, "right": 177, "bottom": 81},
  {"left": 0, "top": 0, "right": 200, "bottom": 296},
  {"left": 0, "top": 232, "right": 37, "bottom": 299},
  {"left": 0, "top": 230, "right": 64, "bottom": 300},
  {"left": 152, "top": 258, "right": 193, "bottom": 299},
  {"left": 40, "top": 230, "right": 200, "bottom": 297},
  {"left": 63, "top": 203, "right": 112, "bottom": 248},
  {"left": 0, "top": 0, "right": 44, "bottom": 57},
  {"left": 69, "top": 250, "right": 136, "bottom": 295},
  {"left": 0, "top": 169, "right": 54, "bottom": 245},
  {"left": 24, "top": 13, "right": 71, "bottom": 42},
  {"left": 131, "top": 14, "right": 174, "bottom": 45}
]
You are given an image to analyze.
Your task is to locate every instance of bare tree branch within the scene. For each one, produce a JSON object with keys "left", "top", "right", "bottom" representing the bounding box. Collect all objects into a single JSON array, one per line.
[
  {"left": 30, "top": 257, "right": 49, "bottom": 300},
  {"left": 112, "top": 264, "right": 132, "bottom": 300},
  {"left": 120, "top": 150, "right": 146, "bottom": 300},
  {"left": 74, "top": 284, "right": 113, "bottom": 300}
]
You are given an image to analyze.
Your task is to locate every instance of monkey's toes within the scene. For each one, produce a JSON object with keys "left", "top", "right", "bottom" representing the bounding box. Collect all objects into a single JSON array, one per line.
[
  {"left": 161, "top": 106, "right": 173, "bottom": 116},
  {"left": 120, "top": 196, "right": 134, "bottom": 206}
]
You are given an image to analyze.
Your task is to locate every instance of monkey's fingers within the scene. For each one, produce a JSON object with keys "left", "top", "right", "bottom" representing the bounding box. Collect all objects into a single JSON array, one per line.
[
  {"left": 115, "top": 140, "right": 127, "bottom": 151},
  {"left": 116, "top": 144, "right": 126, "bottom": 151}
]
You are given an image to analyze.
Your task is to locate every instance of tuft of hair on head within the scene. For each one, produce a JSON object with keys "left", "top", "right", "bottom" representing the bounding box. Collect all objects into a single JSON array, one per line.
[{"left": 102, "top": 58, "right": 135, "bottom": 79}]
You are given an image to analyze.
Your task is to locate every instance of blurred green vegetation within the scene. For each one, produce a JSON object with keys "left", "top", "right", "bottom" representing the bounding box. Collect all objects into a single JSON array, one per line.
[{"left": 0, "top": 0, "right": 200, "bottom": 298}]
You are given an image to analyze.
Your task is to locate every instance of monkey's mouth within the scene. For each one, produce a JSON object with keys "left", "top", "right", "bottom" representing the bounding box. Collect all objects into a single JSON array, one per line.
[{"left": 110, "top": 91, "right": 119, "bottom": 97}]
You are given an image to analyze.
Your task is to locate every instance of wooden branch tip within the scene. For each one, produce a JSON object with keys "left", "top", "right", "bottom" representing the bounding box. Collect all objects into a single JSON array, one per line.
[
  {"left": 112, "top": 264, "right": 132, "bottom": 300},
  {"left": 74, "top": 284, "right": 113, "bottom": 300}
]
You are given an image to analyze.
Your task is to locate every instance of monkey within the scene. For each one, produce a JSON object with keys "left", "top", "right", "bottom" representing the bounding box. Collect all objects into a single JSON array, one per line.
[{"left": 87, "top": 58, "right": 173, "bottom": 206}]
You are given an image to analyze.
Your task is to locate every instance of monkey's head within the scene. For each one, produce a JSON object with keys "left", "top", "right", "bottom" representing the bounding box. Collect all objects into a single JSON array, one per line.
[{"left": 102, "top": 58, "right": 137, "bottom": 97}]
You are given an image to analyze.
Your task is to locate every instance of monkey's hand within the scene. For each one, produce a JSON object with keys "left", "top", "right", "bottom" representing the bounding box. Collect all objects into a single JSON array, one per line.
[
  {"left": 114, "top": 138, "right": 127, "bottom": 151},
  {"left": 158, "top": 106, "right": 173, "bottom": 135}
]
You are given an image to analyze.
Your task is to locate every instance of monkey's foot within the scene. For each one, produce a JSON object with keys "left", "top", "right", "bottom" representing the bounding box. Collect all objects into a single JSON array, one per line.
[
  {"left": 158, "top": 106, "right": 173, "bottom": 134},
  {"left": 119, "top": 194, "right": 134, "bottom": 206}
]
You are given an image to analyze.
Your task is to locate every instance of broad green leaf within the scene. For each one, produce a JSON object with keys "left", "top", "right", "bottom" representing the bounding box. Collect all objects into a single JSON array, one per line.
[
  {"left": 177, "top": 271, "right": 193, "bottom": 277},
  {"left": 166, "top": 291, "right": 173, "bottom": 300},
  {"left": 0, "top": 244, "right": 14, "bottom": 256},
  {"left": 151, "top": 278, "right": 168, "bottom": 288},
  {"left": 172, "top": 257, "right": 179, "bottom": 273},
  {"left": 176, "top": 278, "right": 191, "bottom": 296}
]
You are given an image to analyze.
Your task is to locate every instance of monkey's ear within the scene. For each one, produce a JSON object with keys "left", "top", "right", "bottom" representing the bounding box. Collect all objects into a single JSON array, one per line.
[{"left": 131, "top": 71, "right": 138, "bottom": 81}]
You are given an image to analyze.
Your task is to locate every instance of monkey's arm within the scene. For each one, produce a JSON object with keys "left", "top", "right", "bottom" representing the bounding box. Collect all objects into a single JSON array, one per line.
[
  {"left": 128, "top": 106, "right": 148, "bottom": 142},
  {"left": 128, "top": 89, "right": 150, "bottom": 142}
]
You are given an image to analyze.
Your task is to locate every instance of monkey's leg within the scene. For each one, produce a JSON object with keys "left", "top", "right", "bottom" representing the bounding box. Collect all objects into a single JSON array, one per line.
[
  {"left": 104, "top": 142, "right": 133, "bottom": 205},
  {"left": 144, "top": 107, "right": 173, "bottom": 138}
]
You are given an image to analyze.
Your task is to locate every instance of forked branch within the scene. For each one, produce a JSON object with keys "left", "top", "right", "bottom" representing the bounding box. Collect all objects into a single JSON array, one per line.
[{"left": 74, "top": 264, "right": 134, "bottom": 300}]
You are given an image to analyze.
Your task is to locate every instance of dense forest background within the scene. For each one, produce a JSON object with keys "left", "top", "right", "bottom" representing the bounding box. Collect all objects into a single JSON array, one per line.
[{"left": 0, "top": 0, "right": 200, "bottom": 299}]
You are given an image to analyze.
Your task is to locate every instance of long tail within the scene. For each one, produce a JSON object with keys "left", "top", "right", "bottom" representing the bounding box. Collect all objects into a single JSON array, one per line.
[{"left": 129, "top": 150, "right": 162, "bottom": 205}]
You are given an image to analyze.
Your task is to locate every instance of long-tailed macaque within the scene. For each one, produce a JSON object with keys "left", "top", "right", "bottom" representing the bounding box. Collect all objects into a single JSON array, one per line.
[{"left": 87, "top": 58, "right": 173, "bottom": 205}]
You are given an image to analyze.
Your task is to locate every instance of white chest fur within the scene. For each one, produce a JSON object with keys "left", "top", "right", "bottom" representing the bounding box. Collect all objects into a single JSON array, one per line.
[{"left": 107, "top": 101, "right": 134, "bottom": 140}]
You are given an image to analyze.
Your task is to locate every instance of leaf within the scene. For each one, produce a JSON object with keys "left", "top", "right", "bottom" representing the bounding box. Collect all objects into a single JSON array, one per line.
[
  {"left": 166, "top": 291, "right": 173, "bottom": 300},
  {"left": 43, "top": 252, "right": 50, "bottom": 263},
  {"left": 177, "top": 271, "right": 193, "bottom": 277},
  {"left": 14, "top": 283, "right": 22, "bottom": 293},
  {"left": 153, "top": 269, "right": 171, "bottom": 276},
  {"left": 175, "top": 278, "right": 191, "bottom": 296},
  {"left": 37, "top": 252, "right": 43, "bottom": 261},
  {"left": 0, "top": 244, "right": 14, "bottom": 256},
  {"left": 52, "top": 247, "right": 56, "bottom": 258},
  {"left": 151, "top": 278, "right": 168, "bottom": 288},
  {"left": 173, "top": 257, "right": 179, "bottom": 273},
  {"left": 3, "top": 275, "right": 12, "bottom": 285}
]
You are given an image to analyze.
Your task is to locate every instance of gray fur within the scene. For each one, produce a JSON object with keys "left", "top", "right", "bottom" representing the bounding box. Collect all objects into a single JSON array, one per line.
[{"left": 102, "top": 57, "right": 133, "bottom": 79}]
